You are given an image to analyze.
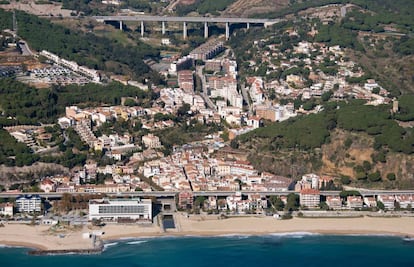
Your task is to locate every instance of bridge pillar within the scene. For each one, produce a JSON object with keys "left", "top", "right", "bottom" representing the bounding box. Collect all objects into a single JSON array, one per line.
[
  {"left": 247, "top": 22, "right": 250, "bottom": 29},
  {"left": 141, "top": 21, "right": 144, "bottom": 37},
  {"left": 225, "top": 22, "right": 230, "bottom": 40},
  {"left": 204, "top": 21, "right": 208, "bottom": 38},
  {"left": 162, "top": 21, "right": 166, "bottom": 35},
  {"left": 119, "top": 20, "right": 123, "bottom": 30},
  {"left": 183, "top": 21, "right": 187, "bottom": 39}
]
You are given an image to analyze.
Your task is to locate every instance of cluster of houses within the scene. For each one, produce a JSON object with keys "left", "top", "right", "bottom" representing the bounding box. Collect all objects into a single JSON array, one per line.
[
  {"left": 140, "top": 143, "right": 293, "bottom": 192},
  {"left": 246, "top": 37, "right": 391, "bottom": 107}
]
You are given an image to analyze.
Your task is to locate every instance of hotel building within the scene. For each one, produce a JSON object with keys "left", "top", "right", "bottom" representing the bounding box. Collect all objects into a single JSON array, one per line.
[
  {"left": 15, "top": 194, "right": 42, "bottom": 213},
  {"left": 88, "top": 198, "right": 152, "bottom": 222},
  {"left": 299, "top": 189, "right": 320, "bottom": 208}
]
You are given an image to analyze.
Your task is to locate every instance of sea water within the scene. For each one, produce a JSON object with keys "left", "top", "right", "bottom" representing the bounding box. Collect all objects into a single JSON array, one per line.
[{"left": 1, "top": 234, "right": 414, "bottom": 267}]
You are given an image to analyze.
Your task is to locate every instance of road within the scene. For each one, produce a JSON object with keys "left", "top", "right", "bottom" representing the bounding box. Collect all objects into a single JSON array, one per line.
[
  {"left": 2, "top": 190, "right": 414, "bottom": 200},
  {"left": 18, "top": 41, "right": 34, "bottom": 56},
  {"left": 93, "top": 15, "right": 276, "bottom": 24},
  {"left": 240, "top": 83, "right": 253, "bottom": 115},
  {"left": 196, "top": 65, "right": 217, "bottom": 110}
]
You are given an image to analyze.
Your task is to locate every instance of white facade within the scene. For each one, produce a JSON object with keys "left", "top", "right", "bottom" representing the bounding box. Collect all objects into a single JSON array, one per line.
[
  {"left": 89, "top": 198, "right": 152, "bottom": 222},
  {"left": 16, "top": 195, "right": 41, "bottom": 213},
  {"left": 377, "top": 195, "right": 395, "bottom": 210},
  {"left": 0, "top": 203, "right": 13, "bottom": 217}
]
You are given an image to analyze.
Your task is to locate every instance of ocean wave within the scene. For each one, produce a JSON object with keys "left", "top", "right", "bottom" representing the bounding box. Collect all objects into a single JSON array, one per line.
[
  {"left": 0, "top": 244, "right": 23, "bottom": 248},
  {"left": 103, "top": 242, "right": 119, "bottom": 250},
  {"left": 126, "top": 240, "right": 148, "bottom": 245},
  {"left": 335, "top": 233, "right": 398, "bottom": 237},
  {"left": 217, "top": 234, "right": 252, "bottom": 239},
  {"left": 267, "top": 232, "right": 321, "bottom": 239}
]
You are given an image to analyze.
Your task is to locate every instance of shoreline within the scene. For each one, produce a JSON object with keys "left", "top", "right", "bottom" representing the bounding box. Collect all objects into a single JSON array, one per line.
[
  {"left": 0, "top": 230, "right": 411, "bottom": 253},
  {"left": 1, "top": 215, "right": 414, "bottom": 253}
]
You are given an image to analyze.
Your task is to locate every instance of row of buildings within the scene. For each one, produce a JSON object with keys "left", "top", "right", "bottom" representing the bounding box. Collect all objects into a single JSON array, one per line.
[
  {"left": 39, "top": 50, "right": 101, "bottom": 83},
  {"left": 299, "top": 189, "right": 406, "bottom": 210}
]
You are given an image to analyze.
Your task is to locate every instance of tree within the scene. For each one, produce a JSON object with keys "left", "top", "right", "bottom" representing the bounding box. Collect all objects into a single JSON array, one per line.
[
  {"left": 177, "top": 103, "right": 191, "bottom": 117},
  {"left": 344, "top": 137, "right": 353, "bottom": 149},
  {"left": 194, "top": 196, "right": 206, "bottom": 210},
  {"left": 363, "top": 161, "right": 372, "bottom": 171},
  {"left": 124, "top": 98, "right": 136, "bottom": 107},
  {"left": 321, "top": 90, "right": 333, "bottom": 102},
  {"left": 355, "top": 171, "right": 367, "bottom": 180},
  {"left": 377, "top": 201, "right": 385, "bottom": 210},
  {"left": 340, "top": 190, "right": 361, "bottom": 198},
  {"left": 340, "top": 175, "right": 351, "bottom": 185},
  {"left": 368, "top": 171, "right": 382, "bottom": 182},
  {"left": 269, "top": 196, "right": 285, "bottom": 211},
  {"left": 285, "top": 193, "right": 299, "bottom": 211},
  {"left": 319, "top": 201, "right": 329, "bottom": 210},
  {"left": 386, "top": 173, "right": 396, "bottom": 181}
]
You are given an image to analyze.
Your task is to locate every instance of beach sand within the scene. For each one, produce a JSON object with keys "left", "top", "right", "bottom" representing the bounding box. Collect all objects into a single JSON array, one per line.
[
  {"left": 1, "top": 215, "right": 414, "bottom": 251},
  {"left": 0, "top": 224, "right": 95, "bottom": 251}
]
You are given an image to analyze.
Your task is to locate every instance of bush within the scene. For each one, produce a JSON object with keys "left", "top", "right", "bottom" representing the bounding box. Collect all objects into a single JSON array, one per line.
[
  {"left": 386, "top": 173, "right": 396, "bottom": 181},
  {"left": 340, "top": 175, "right": 351, "bottom": 185},
  {"left": 368, "top": 171, "right": 382, "bottom": 182}
]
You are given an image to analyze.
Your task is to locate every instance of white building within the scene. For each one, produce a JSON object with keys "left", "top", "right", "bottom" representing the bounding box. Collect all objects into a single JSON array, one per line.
[
  {"left": 377, "top": 195, "right": 395, "bottom": 210},
  {"left": 142, "top": 134, "right": 162, "bottom": 149},
  {"left": 347, "top": 196, "right": 363, "bottom": 209},
  {"left": 326, "top": 196, "right": 342, "bottom": 209},
  {"left": 0, "top": 203, "right": 13, "bottom": 217},
  {"left": 300, "top": 189, "right": 320, "bottom": 208},
  {"left": 16, "top": 195, "right": 41, "bottom": 213},
  {"left": 88, "top": 198, "right": 152, "bottom": 222}
]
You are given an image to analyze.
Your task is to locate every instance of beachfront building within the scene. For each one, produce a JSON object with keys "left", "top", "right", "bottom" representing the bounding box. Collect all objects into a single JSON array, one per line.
[
  {"left": 347, "top": 196, "right": 363, "bottom": 209},
  {"left": 300, "top": 189, "right": 320, "bottom": 208},
  {"left": 0, "top": 202, "right": 13, "bottom": 217},
  {"left": 363, "top": 197, "right": 377, "bottom": 208},
  {"left": 89, "top": 198, "right": 152, "bottom": 222},
  {"left": 395, "top": 195, "right": 413, "bottom": 209},
  {"left": 15, "top": 194, "right": 42, "bottom": 213},
  {"left": 377, "top": 195, "right": 395, "bottom": 210},
  {"left": 178, "top": 191, "right": 194, "bottom": 210},
  {"left": 326, "top": 196, "right": 342, "bottom": 210}
]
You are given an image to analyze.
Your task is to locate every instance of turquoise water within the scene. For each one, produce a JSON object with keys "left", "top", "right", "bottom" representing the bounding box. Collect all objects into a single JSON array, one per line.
[{"left": 2, "top": 234, "right": 414, "bottom": 267}]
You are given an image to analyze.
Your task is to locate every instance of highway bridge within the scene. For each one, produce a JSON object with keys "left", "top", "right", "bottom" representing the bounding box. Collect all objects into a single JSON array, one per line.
[
  {"left": 93, "top": 15, "right": 281, "bottom": 39},
  {"left": 1, "top": 190, "right": 414, "bottom": 200}
]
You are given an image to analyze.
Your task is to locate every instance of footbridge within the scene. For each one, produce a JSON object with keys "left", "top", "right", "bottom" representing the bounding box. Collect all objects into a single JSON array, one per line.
[{"left": 93, "top": 15, "right": 281, "bottom": 40}]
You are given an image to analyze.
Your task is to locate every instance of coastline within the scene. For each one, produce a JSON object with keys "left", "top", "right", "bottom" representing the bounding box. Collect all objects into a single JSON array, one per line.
[{"left": 1, "top": 215, "right": 414, "bottom": 253}]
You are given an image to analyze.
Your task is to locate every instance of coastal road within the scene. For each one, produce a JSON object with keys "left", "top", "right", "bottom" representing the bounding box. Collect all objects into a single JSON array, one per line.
[{"left": 2, "top": 190, "right": 414, "bottom": 200}]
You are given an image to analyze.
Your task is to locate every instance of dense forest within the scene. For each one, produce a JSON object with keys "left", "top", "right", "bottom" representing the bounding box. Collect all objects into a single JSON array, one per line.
[
  {"left": 237, "top": 97, "right": 414, "bottom": 155},
  {"left": 0, "top": 79, "right": 157, "bottom": 125},
  {"left": 0, "top": 129, "right": 39, "bottom": 167}
]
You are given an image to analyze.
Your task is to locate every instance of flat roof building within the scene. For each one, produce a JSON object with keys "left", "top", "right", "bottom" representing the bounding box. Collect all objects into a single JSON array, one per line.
[
  {"left": 0, "top": 202, "right": 13, "bottom": 217},
  {"left": 89, "top": 198, "right": 152, "bottom": 222},
  {"left": 16, "top": 194, "right": 41, "bottom": 213},
  {"left": 300, "top": 189, "right": 320, "bottom": 208}
]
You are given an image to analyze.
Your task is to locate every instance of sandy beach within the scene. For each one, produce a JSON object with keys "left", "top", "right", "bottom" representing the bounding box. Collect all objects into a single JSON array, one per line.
[{"left": 1, "top": 215, "right": 414, "bottom": 251}]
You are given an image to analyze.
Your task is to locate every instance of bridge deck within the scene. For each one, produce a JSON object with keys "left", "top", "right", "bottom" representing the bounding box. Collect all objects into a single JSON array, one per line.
[{"left": 93, "top": 15, "right": 273, "bottom": 24}]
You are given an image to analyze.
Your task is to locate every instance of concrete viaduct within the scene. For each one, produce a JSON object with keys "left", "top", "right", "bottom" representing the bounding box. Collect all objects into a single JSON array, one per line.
[{"left": 93, "top": 15, "right": 280, "bottom": 40}]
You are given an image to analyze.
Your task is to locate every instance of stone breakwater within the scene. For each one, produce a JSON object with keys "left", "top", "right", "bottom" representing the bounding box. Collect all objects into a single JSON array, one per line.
[{"left": 28, "top": 247, "right": 103, "bottom": 255}]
